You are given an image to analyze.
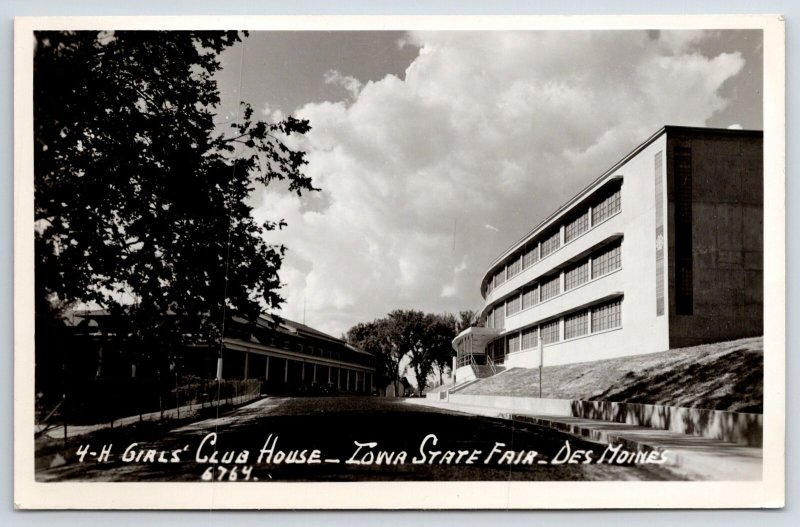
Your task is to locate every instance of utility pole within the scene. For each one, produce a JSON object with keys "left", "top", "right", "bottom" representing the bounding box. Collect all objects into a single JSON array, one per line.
[{"left": 538, "top": 336, "right": 544, "bottom": 398}]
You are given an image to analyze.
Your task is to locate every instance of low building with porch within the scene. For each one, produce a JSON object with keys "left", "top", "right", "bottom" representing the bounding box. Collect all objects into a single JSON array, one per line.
[
  {"left": 62, "top": 310, "right": 376, "bottom": 396},
  {"left": 220, "top": 314, "right": 376, "bottom": 394}
]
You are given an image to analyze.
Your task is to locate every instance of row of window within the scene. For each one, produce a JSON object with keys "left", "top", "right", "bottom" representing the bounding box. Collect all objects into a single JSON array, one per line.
[
  {"left": 497, "top": 299, "right": 623, "bottom": 352},
  {"left": 260, "top": 333, "right": 376, "bottom": 367},
  {"left": 486, "top": 242, "right": 622, "bottom": 328},
  {"left": 486, "top": 185, "right": 621, "bottom": 294}
]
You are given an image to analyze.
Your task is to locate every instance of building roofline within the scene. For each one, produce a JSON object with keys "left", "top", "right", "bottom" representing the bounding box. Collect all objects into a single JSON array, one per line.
[{"left": 479, "top": 125, "right": 763, "bottom": 295}]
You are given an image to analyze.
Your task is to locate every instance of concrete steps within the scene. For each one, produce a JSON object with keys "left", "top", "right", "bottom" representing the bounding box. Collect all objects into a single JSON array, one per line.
[{"left": 472, "top": 364, "right": 506, "bottom": 378}]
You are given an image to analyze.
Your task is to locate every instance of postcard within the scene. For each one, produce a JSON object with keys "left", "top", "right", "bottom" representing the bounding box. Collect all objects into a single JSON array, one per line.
[{"left": 14, "top": 14, "right": 785, "bottom": 509}]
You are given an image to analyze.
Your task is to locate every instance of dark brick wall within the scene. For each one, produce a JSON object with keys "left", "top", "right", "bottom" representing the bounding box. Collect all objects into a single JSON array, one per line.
[{"left": 666, "top": 129, "right": 763, "bottom": 347}]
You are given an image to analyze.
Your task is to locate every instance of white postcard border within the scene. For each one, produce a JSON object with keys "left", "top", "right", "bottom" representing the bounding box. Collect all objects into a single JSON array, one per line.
[{"left": 13, "top": 14, "right": 786, "bottom": 510}]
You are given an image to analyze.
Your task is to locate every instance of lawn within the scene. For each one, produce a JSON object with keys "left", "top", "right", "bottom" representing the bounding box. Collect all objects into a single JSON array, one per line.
[{"left": 458, "top": 336, "right": 763, "bottom": 413}]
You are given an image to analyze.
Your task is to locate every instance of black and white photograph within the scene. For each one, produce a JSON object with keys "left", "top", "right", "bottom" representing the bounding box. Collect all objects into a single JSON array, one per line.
[{"left": 13, "top": 15, "right": 785, "bottom": 509}]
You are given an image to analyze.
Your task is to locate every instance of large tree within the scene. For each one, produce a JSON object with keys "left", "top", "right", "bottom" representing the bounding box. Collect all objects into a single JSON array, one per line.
[
  {"left": 347, "top": 310, "right": 459, "bottom": 396},
  {"left": 34, "top": 31, "right": 314, "bottom": 388},
  {"left": 428, "top": 312, "right": 458, "bottom": 387},
  {"left": 346, "top": 319, "right": 402, "bottom": 396}
]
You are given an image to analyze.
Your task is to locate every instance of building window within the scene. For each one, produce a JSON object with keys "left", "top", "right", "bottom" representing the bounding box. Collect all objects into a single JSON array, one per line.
[
  {"left": 592, "top": 243, "right": 621, "bottom": 279},
  {"left": 487, "top": 308, "right": 494, "bottom": 329},
  {"left": 541, "top": 320, "right": 560, "bottom": 344},
  {"left": 522, "top": 285, "right": 539, "bottom": 309},
  {"left": 506, "top": 257, "right": 522, "bottom": 280},
  {"left": 592, "top": 299, "right": 622, "bottom": 332},
  {"left": 493, "top": 306, "right": 505, "bottom": 329},
  {"left": 540, "top": 230, "right": 561, "bottom": 258},
  {"left": 540, "top": 275, "right": 561, "bottom": 301},
  {"left": 564, "top": 260, "right": 589, "bottom": 291},
  {"left": 592, "top": 188, "right": 621, "bottom": 225},
  {"left": 521, "top": 327, "right": 538, "bottom": 349},
  {"left": 523, "top": 245, "right": 540, "bottom": 269},
  {"left": 507, "top": 333, "right": 521, "bottom": 353},
  {"left": 505, "top": 295, "right": 521, "bottom": 316},
  {"left": 494, "top": 268, "right": 506, "bottom": 288},
  {"left": 487, "top": 280, "right": 494, "bottom": 294},
  {"left": 564, "top": 311, "right": 589, "bottom": 339},
  {"left": 565, "top": 210, "right": 590, "bottom": 242},
  {"left": 655, "top": 150, "right": 665, "bottom": 317}
]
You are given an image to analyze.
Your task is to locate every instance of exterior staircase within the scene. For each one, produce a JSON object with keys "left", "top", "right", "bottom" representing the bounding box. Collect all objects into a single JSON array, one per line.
[{"left": 472, "top": 364, "right": 505, "bottom": 378}]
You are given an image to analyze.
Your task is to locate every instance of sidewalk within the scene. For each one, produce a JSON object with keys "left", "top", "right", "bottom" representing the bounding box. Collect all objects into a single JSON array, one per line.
[
  {"left": 36, "top": 393, "right": 262, "bottom": 440},
  {"left": 407, "top": 398, "right": 762, "bottom": 481}
]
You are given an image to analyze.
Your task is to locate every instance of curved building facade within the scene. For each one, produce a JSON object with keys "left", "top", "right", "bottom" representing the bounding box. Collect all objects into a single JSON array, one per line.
[{"left": 453, "top": 126, "right": 763, "bottom": 381}]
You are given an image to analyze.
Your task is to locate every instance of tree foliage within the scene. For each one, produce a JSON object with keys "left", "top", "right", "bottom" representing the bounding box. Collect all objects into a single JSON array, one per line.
[
  {"left": 346, "top": 318, "right": 401, "bottom": 395},
  {"left": 34, "top": 31, "right": 314, "bottom": 380},
  {"left": 455, "top": 310, "right": 480, "bottom": 333},
  {"left": 346, "top": 310, "right": 459, "bottom": 395}
]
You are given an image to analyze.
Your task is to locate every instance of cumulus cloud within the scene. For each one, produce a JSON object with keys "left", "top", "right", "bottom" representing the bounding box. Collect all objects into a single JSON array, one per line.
[
  {"left": 256, "top": 30, "right": 748, "bottom": 335},
  {"left": 323, "top": 69, "right": 363, "bottom": 99}
]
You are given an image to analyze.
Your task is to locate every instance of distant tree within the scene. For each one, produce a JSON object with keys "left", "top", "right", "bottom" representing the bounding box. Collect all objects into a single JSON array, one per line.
[
  {"left": 346, "top": 318, "right": 402, "bottom": 395},
  {"left": 388, "top": 310, "right": 431, "bottom": 395},
  {"left": 34, "top": 31, "right": 314, "bottom": 390},
  {"left": 428, "top": 313, "right": 458, "bottom": 387},
  {"left": 347, "top": 310, "right": 460, "bottom": 395},
  {"left": 456, "top": 309, "right": 480, "bottom": 332}
]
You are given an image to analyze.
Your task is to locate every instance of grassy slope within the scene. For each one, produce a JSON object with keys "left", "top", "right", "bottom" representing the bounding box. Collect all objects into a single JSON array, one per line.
[{"left": 458, "top": 336, "right": 763, "bottom": 413}]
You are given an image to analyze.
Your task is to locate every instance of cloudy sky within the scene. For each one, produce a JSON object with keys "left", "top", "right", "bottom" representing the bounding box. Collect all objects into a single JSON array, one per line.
[{"left": 215, "top": 29, "right": 763, "bottom": 337}]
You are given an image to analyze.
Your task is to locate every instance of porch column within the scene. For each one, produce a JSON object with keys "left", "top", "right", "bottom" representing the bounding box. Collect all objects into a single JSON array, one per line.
[
  {"left": 243, "top": 353, "right": 250, "bottom": 380},
  {"left": 284, "top": 359, "right": 289, "bottom": 383}
]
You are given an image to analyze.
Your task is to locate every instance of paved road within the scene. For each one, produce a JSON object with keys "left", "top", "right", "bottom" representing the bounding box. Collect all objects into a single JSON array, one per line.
[{"left": 37, "top": 396, "right": 678, "bottom": 482}]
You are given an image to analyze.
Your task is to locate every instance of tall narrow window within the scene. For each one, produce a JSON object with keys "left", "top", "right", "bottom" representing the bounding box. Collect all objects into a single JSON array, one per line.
[
  {"left": 493, "top": 305, "right": 505, "bottom": 329},
  {"left": 655, "top": 150, "right": 665, "bottom": 316},
  {"left": 494, "top": 268, "right": 506, "bottom": 287},
  {"left": 505, "top": 295, "right": 521, "bottom": 316},
  {"left": 506, "top": 257, "right": 521, "bottom": 279},
  {"left": 674, "top": 147, "right": 693, "bottom": 315},
  {"left": 521, "top": 327, "right": 538, "bottom": 349}
]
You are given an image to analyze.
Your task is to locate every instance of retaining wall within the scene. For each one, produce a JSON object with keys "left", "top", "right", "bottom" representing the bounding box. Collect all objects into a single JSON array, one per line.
[{"left": 438, "top": 393, "right": 762, "bottom": 447}]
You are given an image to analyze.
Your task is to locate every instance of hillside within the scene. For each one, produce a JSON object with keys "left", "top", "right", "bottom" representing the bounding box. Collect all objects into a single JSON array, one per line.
[{"left": 457, "top": 337, "right": 763, "bottom": 413}]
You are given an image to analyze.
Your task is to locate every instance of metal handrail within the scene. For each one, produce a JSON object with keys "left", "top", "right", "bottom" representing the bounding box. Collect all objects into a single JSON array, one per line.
[{"left": 486, "top": 355, "right": 497, "bottom": 375}]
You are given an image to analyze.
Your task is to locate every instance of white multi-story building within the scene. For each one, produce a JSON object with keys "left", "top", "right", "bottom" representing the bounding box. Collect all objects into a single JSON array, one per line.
[{"left": 453, "top": 126, "right": 763, "bottom": 381}]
